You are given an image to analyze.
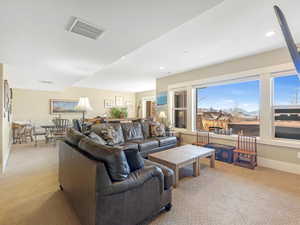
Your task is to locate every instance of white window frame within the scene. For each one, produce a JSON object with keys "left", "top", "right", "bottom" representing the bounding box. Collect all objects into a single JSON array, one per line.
[
  {"left": 170, "top": 87, "right": 189, "bottom": 130},
  {"left": 271, "top": 72, "right": 300, "bottom": 142},
  {"left": 193, "top": 75, "right": 260, "bottom": 136},
  {"left": 167, "top": 63, "right": 300, "bottom": 148}
]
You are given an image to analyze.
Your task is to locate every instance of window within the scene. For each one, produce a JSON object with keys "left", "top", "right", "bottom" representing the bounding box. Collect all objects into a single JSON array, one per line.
[
  {"left": 196, "top": 80, "right": 260, "bottom": 136},
  {"left": 173, "top": 90, "right": 187, "bottom": 128},
  {"left": 273, "top": 74, "right": 300, "bottom": 140}
]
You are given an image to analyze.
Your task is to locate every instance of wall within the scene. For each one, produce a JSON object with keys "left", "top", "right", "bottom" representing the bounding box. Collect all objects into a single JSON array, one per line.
[
  {"left": 12, "top": 87, "right": 136, "bottom": 125},
  {"left": 157, "top": 47, "right": 291, "bottom": 93},
  {"left": 0, "top": 64, "right": 12, "bottom": 173},
  {"left": 156, "top": 47, "right": 300, "bottom": 174},
  {"left": 135, "top": 90, "right": 156, "bottom": 117}
]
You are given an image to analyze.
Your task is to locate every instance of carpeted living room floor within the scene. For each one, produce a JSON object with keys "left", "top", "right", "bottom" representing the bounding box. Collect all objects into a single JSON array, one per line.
[{"left": 1, "top": 143, "right": 300, "bottom": 225}]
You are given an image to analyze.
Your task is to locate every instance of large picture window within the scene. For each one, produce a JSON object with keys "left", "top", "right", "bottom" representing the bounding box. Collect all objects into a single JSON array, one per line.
[
  {"left": 173, "top": 90, "right": 187, "bottom": 129},
  {"left": 273, "top": 74, "right": 300, "bottom": 140},
  {"left": 196, "top": 80, "right": 260, "bottom": 136}
]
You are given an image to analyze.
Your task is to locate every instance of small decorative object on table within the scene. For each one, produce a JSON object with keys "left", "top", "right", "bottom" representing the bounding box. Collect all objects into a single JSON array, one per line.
[{"left": 233, "top": 135, "right": 257, "bottom": 169}]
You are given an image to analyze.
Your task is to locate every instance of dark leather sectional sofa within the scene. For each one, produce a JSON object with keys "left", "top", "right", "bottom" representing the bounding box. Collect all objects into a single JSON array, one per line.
[
  {"left": 59, "top": 120, "right": 177, "bottom": 225},
  {"left": 90, "top": 120, "right": 178, "bottom": 157}
]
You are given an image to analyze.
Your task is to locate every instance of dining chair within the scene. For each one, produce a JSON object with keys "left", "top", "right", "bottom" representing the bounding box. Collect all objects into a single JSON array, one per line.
[{"left": 51, "top": 118, "right": 70, "bottom": 142}]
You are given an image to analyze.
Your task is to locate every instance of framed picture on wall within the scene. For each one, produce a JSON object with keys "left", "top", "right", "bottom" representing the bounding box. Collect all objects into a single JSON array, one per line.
[
  {"left": 156, "top": 92, "right": 167, "bottom": 106},
  {"left": 104, "top": 99, "right": 114, "bottom": 108},
  {"left": 115, "top": 96, "right": 123, "bottom": 106},
  {"left": 49, "top": 99, "right": 81, "bottom": 114}
]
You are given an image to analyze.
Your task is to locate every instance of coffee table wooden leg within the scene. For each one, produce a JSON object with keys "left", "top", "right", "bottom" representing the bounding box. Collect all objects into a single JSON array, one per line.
[
  {"left": 210, "top": 153, "right": 215, "bottom": 168},
  {"left": 193, "top": 160, "right": 200, "bottom": 177},
  {"left": 174, "top": 167, "right": 179, "bottom": 188}
]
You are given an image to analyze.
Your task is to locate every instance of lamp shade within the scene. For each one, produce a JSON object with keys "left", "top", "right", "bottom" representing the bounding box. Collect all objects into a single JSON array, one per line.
[
  {"left": 75, "top": 97, "right": 93, "bottom": 112},
  {"left": 159, "top": 111, "right": 167, "bottom": 119}
]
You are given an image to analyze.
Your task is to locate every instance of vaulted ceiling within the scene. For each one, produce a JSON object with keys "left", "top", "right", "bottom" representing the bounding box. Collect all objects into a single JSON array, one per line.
[{"left": 1, "top": 0, "right": 300, "bottom": 92}]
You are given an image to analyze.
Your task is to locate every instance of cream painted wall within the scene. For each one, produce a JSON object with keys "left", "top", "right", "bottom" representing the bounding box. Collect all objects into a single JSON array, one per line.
[
  {"left": 156, "top": 47, "right": 291, "bottom": 93},
  {"left": 156, "top": 47, "right": 300, "bottom": 170},
  {"left": 0, "top": 64, "right": 12, "bottom": 173},
  {"left": 135, "top": 90, "right": 156, "bottom": 117},
  {"left": 12, "top": 87, "right": 136, "bottom": 125}
]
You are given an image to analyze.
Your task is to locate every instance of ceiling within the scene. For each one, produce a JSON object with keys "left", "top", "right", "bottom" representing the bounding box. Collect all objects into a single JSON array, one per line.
[{"left": 1, "top": 0, "right": 300, "bottom": 92}]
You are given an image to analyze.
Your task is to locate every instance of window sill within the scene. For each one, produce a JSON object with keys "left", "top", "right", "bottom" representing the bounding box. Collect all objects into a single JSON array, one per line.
[{"left": 180, "top": 130, "right": 300, "bottom": 150}]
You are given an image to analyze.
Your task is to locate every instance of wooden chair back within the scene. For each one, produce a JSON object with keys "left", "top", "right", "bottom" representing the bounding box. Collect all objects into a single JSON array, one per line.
[
  {"left": 196, "top": 130, "right": 210, "bottom": 146},
  {"left": 236, "top": 135, "right": 257, "bottom": 153},
  {"left": 52, "top": 118, "right": 69, "bottom": 134}
]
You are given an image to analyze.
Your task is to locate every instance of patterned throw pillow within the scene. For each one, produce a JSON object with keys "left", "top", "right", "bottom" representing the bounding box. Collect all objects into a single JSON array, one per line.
[
  {"left": 99, "top": 125, "right": 118, "bottom": 146},
  {"left": 151, "top": 123, "right": 166, "bottom": 137}
]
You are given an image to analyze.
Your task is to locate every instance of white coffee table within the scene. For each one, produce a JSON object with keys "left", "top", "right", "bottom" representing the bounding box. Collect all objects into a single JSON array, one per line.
[{"left": 148, "top": 144, "right": 215, "bottom": 188}]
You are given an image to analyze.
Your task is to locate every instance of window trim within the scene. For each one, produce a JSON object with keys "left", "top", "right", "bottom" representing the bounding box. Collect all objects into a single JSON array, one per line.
[
  {"left": 167, "top": 62, "right": 300, "bottom": 147},
  {"left": 193, "top": 76, "right": 261, "bottom": 136},
  {"left": 169, "top": 88, "right": 188, "bottom": 130},
  {"left": 271, "top": 74, "right": 300, "bottom": 140}
]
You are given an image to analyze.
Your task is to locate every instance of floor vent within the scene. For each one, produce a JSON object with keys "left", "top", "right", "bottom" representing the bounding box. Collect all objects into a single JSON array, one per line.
[{"left": 67, "top": 17, "right": 104, "bottom": 40}]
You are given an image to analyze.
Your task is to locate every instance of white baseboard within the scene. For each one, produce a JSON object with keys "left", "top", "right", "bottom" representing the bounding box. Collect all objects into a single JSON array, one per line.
[{"left": 258, "top": 157, "right": 300, "bottom": 175}]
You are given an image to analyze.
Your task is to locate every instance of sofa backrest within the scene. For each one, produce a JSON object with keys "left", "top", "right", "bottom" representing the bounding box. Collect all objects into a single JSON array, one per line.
[{"left": 121, "top": 121, "right": 144, "bottom": 141}]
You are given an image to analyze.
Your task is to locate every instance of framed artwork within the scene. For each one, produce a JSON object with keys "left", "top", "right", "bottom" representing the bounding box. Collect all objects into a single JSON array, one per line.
[
  {"left": 49, "top": 99, "right": 81, "bottom": 114},
  {"left": 104, "top": 99, "right": 114, "bottom": 108},
  {"left": 115, "top": 96, "right": 123, "bottom": 106},
  {"left": 156, "top": 92, "right": 168, "bottom": 106}
]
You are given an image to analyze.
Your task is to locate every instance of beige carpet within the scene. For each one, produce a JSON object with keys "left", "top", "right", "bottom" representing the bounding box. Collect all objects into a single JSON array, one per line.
[{"left": 1, "top": 143, "right": 300, "bottom": 225}]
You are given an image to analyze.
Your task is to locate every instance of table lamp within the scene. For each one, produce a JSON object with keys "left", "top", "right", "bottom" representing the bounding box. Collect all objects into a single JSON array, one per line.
[{"left": 75, "top": 97, "right": 93, "bottom": 131}]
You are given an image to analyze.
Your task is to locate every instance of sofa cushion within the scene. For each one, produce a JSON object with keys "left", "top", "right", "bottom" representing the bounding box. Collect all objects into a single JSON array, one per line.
[
  {"left": 123, "top": 148, "right": 145, "bottom": 172},
  {"left": 89, "top": 132, "right": 107, "bottom": 145},
  {"left": 140, "top": 120, "right": 151, "bottom": 138},
  {"left": 132, "top": 139, "right": 159, "bottom": 152},
  {"left": 115, "top": 142, "right": 139, "bottom": 151},
  {"left": 65, "top": 128, "right": 86, "bottom": 146},
  {"left": 156, "top": 136, "right": 177, "bottom": 147},
  {"left": 78, "top": 137, "right": 130, "bottom": 181},
  {"left": 144, "top": 159, "right": 174, "bottom": 190},
  {"left": 121, "top": 122, "right": 144, "bottom": 141}
]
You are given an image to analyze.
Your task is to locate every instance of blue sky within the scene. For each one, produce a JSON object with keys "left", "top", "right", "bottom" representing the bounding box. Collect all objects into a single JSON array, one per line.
[
  {"left": 197, "top": 75, "right": 300, "bottom": 112},
  {"left": 197, "top": 80, "right": 260, "bottom": 112},
  {"left": 274, "top": 75, "right": 300, "bottom": 105}
]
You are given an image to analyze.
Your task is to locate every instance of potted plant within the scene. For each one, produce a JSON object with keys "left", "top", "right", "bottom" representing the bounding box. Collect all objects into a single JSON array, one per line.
[{"left": 110, "top": 107, "right": 128, "bottom": 119}]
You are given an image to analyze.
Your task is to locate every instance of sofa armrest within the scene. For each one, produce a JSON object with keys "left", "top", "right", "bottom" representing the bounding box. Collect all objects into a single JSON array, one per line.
[
  {"left": 144, "top": 159, "right": 174, "bottom": 190},
  {"left": 98, "top": 165, "right": 164, "bottom": 196}
]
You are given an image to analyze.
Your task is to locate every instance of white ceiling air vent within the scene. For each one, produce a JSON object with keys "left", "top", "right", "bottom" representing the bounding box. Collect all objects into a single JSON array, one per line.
[
  {"left": 39, "top": 80, "right": 53, "bottom": 84},
  {"left": 68, "top": 17, "right": 104, "bottom": 40}
]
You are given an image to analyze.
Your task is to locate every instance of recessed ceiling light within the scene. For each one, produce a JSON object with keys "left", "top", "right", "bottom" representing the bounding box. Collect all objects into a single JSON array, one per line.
[
  {"left": 159, "top": 66, "right": 165, "bottom": 70},
  {"left": 266, "top": 31, "right": 276, "bottom": 37},
  {"left": 121, "top": 56, "right": 125, "bottom": 60}
]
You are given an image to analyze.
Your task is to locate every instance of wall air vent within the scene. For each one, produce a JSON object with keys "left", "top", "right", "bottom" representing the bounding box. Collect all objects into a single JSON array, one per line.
[{"left": 67, "top": 17, "right": 104, "bottom": 40}]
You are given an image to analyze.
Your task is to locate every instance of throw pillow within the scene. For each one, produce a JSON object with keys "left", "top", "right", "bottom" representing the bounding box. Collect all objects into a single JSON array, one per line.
[
  {"left": 124, "top": 148, "right": 144, "bottom": 172},
  {"left": 89, "top": 132, "right": 107, "bottom": 145},
  {"left": 151, "top": 123, "right": 166, "bottom": 137},
  {"left": 99, "top": 125, "right": 119, "bottom": 146},
  {"left": 78, "top": 137, "right": 130, "bottom": 181}
]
